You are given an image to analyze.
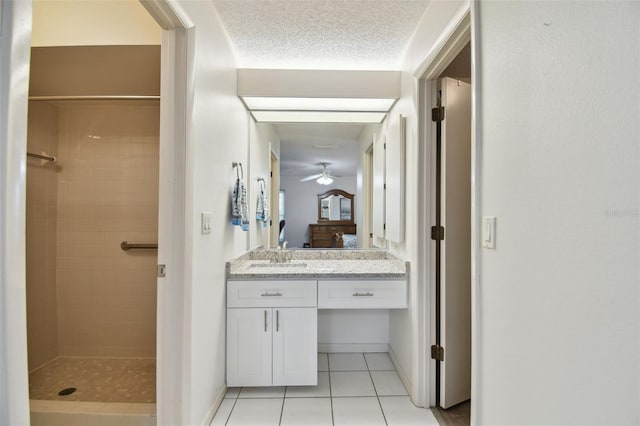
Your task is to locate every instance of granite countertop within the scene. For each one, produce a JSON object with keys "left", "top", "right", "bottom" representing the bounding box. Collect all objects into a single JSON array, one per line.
[{"left": 226, "top": 249, "right": 408, "bottom": 279}]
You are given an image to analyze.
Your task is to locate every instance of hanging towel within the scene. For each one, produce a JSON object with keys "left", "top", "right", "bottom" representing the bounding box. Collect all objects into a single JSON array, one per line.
[
  {"left": 232, "top": 177, "right": 250, "bottom": 231},
  {"left": 256, "top": 181, "right": 270, "bottom": 228}
]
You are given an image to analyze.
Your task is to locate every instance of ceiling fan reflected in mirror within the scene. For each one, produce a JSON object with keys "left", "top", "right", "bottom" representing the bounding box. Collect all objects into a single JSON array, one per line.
[{"left": 299, "top": 162, "right": 341, "bottom": 185}]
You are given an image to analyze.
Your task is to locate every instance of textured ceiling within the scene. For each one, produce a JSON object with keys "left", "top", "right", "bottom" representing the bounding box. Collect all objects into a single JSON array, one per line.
[
  {"left": 276, "top": 123, "right": 363, "bottom": 177},
  {"left": 212, "top": 0, "right": 430, "bottom": 70}
]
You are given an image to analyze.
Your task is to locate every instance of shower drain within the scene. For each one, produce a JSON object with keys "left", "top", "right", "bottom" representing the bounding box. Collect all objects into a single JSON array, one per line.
[{"left": 58, "top": 387, "right": 76, "bottom": 396}]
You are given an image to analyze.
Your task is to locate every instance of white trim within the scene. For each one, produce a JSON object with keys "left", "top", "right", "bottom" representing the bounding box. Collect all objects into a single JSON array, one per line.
[
  {"left": 318, "top": 343, "right": 389, "bottom": 353},
  {"left": 469, "top": 1, "right": 482, "bottom": 424},
  {"left": 414, "top": 2, "right": 471, "bottom": 79},
  {"left": 141, "top": 0, "right": 194, "bottom": 424},
  {"left": 199, "top": 385, "right": 227, "bottom": 426},
  {"left": 389, "top": 345, "right": 413, "bottom": 403},
  {"left": 0, "top": 1, "right": 33, "bottom": 424},
  {"left": 140, "top": 0, "right": 194, "bottom": 30}
]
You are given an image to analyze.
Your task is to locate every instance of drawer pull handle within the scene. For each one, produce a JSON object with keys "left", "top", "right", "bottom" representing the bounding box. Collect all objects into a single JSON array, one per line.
[
  {"left": 264, "top": 310, "right": 267, "bottom": 332},
  {"left": 353, "top": 292, "right": 374, "bottom": 297},
  {"left": 261, "top": 292, "right": 283, "bottom": 297}
]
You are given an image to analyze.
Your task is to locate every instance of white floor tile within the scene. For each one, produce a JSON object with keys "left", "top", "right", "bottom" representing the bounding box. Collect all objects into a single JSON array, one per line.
[
  {"left": 280, "top": 397, "right": 333, "bottom": 426},
  {"left": 329, "top": 353, "right": 367, "bottom": 371},
  {"left": 225, "top": 387, "right": 241, "bottom": 399},
  {"left": 238, "top": 386, "right": 285, "bottom": 398},
  {"left": 332, "top": 397, "right": 386, "bottom": 426},
  {"left": 364, "top": 352, "right": 395, "bottom": 371},
  {"left": 330, "top": 371, "right": 375, "bottom": 397},
  {"left": 210, "top": 399, "right": 235, "bottom": 425},
  {"left": 226, "top": 398, "right": 283, "bottom": 426},
  {"left": 318, "top": 353, "right": 329, "bottom": 372},
  {"left": 286, "top": 372, "right": 330, "bottom": 398},
  {"left": 379, "top": 396, "right": 439, "bottom": 425},
  {"left": 371, "top": 370, "right": 408, "bottom": 396}
]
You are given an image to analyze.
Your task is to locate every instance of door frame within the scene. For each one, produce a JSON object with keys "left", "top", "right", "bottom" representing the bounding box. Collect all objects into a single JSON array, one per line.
[
  {"left": 0, "top": 0, "right": 195, "bottom": 423},
  {"left": 139, "top": 1, "right": 194, "bottom": 423},
  {"left": 414, "top": 1, "right": 473, "bottom": 411}
]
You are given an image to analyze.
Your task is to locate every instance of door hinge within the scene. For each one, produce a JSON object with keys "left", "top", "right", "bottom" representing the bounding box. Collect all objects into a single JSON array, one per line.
[
  {"left": 431, "top": 344, "right": 444, "bottom": 361},
  {"left": 431, "top": 226, "right": 445, "bottom": 241},
  {"left": 383, "top": 223, "right": 386, "bottom": 231},
  {"left": 432, "top": 106, "right": 445, "bottom": 122},
  {"left": 384, "top": 142, "right": 386, "bottom": 150},
  {"left": 157, "top": 264, "right": 166, "bottom": 278},
  {"left": 383, "top": 183, "right": 386, "bottom": 190}
]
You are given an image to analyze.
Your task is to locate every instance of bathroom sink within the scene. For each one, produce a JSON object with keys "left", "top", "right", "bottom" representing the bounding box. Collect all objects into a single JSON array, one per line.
[{"left": 249, "top": 262, "right": 308, "bottom": 268}]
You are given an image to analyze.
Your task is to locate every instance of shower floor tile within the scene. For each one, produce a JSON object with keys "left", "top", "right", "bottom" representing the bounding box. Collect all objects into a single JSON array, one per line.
[{"left": 29, "top": 357, "right": 156, "bottom": 403}]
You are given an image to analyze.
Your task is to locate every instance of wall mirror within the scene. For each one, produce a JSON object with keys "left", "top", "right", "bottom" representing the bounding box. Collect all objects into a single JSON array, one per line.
[{"left": 317, "top": 189, "right": 354, "bottom": 224}]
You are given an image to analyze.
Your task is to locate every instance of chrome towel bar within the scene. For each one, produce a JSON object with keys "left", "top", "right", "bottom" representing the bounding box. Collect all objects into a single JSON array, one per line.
[{"left": 121, "top": 241, "right": 158, "bottom": 251}]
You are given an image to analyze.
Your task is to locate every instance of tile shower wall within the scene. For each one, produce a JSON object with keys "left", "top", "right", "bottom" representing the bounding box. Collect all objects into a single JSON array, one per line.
[
  {"left": 26, "top": 102, "right": 60, "bottom": 371},
  {"left": 56, "top": 101, "right": 159, "bottom": 357}
]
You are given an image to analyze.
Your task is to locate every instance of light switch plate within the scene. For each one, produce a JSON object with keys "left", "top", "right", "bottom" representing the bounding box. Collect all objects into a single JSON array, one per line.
[
  {"left": 201, "top": 212, "right": 212, "bottom": 234},
  {"left": 482, "top": 216, "right": 496, "bottom": 249}
]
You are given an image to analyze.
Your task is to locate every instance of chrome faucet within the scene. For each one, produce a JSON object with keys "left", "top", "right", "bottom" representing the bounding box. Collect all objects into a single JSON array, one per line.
[{"left": 272, "top": 241, "right": 289, "bottom": 263}]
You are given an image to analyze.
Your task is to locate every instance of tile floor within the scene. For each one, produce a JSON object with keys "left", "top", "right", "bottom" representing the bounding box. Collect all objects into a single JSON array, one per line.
[{"left": 212, "top": 353, "right": 438, "bottom": 426}]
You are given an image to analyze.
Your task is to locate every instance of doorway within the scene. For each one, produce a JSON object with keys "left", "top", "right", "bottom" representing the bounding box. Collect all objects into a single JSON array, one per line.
[
  {"left": 0, "top": 0, "right": 192, "bottom": 424},
  {"left": 26, "top": 45, "right": 161, "bottom": 422},
  {"left": 427, "top": 41, "right": 473, "bottom": 422}
]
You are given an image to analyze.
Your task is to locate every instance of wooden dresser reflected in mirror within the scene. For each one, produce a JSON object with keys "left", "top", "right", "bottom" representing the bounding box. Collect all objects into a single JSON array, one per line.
[{"left": 309, "top": 189, "right": 356, "bottom": 248}]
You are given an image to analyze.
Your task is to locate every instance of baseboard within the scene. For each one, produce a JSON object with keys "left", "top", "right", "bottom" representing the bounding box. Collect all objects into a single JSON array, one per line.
[
  {"left": 318, "top": 343, "right": 389, "bottom": 353},
  {"left": 388, "top": 345, "right": 413, "bottom": 399},
  {"left": 200, "top": 384, "right": 227, "bottom": 426}
]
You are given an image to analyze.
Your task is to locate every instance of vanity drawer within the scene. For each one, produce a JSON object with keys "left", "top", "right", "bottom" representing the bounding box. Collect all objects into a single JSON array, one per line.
[
  {"left": 318, "top": 280, "right": 407, "bottom": 309},
  {"left": 227, "top": 280, "right": 317, "bottom": 308}
]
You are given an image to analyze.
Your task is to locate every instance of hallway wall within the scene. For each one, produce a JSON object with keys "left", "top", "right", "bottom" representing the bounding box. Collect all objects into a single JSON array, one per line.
[
  {"left": 475, "top": 2, "right": 639, "bottom": 424},
  {"left": 174, "top": 2, "right": 252, "bottom": 423}
]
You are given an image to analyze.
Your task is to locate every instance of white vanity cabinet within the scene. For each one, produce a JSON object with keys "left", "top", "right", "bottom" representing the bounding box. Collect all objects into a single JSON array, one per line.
[{"left": 226, "top": 280, "right": 317, "bottom": 387}]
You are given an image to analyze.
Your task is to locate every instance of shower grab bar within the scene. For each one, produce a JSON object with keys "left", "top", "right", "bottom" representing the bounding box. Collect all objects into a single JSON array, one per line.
[
  {"left": 27, "top": 152, "right": 56, "bottom": 162},
  {"left": 121, "top": 241, "right": 158, "bottom": 251}
]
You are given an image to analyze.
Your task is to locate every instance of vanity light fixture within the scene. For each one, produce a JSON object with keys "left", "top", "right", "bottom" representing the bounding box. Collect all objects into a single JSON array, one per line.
[{"left": 316, "top": 176, "right": 334, "bottom": 185}]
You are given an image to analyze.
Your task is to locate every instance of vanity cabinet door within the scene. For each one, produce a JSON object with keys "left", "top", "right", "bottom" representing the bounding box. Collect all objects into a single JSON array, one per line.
[
  {"left": 227, "top": 308, "right": 272, "bottom": 387},
  {"left": 272, "top": 308, "right": 317, "bottom": 386}
]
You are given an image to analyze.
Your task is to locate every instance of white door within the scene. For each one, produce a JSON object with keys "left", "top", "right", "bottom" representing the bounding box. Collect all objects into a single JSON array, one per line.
[
  {"left": 272, "top": 308, "right": 317, "bottom": 386},
  {"left": 227, "top": 308, "right": 272, "bottom": 387},
  {"left": 440, "top": 77, "right": 472, "bottom": 408}
]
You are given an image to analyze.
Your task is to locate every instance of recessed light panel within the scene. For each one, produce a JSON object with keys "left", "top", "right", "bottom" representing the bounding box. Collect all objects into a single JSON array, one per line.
[
  {"left": 242, "top": 97, "right": 395, "bottom": 112},
  {"left": 251, "top": 110, "right": 386, "bottom": 123}
]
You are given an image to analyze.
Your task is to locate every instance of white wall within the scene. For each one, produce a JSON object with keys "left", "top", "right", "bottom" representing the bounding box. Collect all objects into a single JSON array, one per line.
[
  {"left": 174, "top": 2, "right": 251, "bottom": 423},
  {"left": 375, "top": 0, "right": 468, "bottom": 402},
  {"left": 280, "top": 176, "right": 357, "bottom": 248},
  {"left": 475, "top": 2, "right": 640, "bottom": 424},
  {"left": 31, "top": 0, "right": 161, "bottom": 46},
  {"left": 249, "top": 121, "right": 280, "bottom": 249}
]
